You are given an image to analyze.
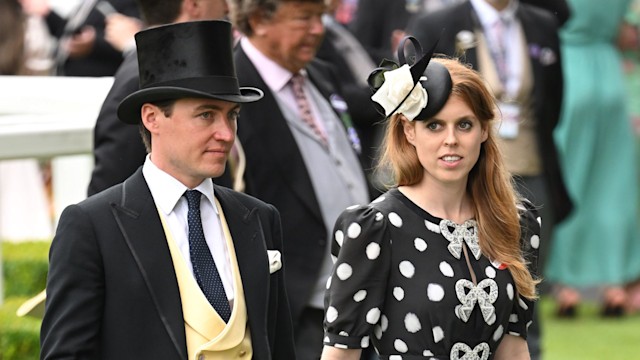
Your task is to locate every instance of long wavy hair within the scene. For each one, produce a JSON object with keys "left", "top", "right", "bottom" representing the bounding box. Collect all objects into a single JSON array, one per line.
[{"left": 378, "top": 57, "right": 538, "bottom": 299}]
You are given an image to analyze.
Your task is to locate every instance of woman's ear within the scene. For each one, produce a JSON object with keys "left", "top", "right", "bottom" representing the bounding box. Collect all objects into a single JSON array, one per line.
[
  {"left": 402, "top": 116, "right": 416, "bottom": 145},
  {"left": 481, "top": 125, "right": 489, "bottom": 143}
]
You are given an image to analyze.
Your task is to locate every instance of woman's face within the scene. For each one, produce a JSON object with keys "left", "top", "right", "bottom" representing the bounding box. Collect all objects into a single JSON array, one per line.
[{"left": 403, "top": 95, "right": 488, "bottom": 188}]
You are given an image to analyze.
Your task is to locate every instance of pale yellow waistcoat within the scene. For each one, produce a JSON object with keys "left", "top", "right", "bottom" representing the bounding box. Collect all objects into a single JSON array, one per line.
[{"left": 159, "top": 198, "right": 252, "bottom": 360}]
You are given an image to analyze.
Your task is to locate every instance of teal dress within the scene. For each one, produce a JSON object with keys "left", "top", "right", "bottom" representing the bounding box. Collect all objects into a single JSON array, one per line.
[{"left": 546, "top": 0, "right": 640, "bottom": 287}]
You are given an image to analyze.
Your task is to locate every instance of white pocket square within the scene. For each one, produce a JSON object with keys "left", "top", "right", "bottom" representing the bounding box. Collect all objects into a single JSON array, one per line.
[{"left": 267, "top": 250, "right": 282, "bottom": 274}]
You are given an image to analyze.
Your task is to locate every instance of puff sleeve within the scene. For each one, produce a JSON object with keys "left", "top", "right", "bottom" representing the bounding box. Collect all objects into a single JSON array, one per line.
[
  {"left": 323, "top": 204, "right": 391, "bottom": 349},
  {"left": 507, "top": 202, "right": 541, "bottom": 339}
]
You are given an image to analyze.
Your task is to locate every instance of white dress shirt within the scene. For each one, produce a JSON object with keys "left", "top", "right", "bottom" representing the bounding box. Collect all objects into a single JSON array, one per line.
[{"left": 142, "top": 155, "right": 234, "bottom": 300}]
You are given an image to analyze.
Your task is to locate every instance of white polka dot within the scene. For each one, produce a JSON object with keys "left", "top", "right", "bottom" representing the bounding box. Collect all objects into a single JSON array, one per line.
[
  {"left": 425, "top": 219, "right": 441, "bottom": 233},
  {"left": 347, "top": 222, "right": 362, "bottom": 239},
  {"left": 361, "top": 336, "right": 369, "bottom": 348},
  {"left": 374, "top": 325, "right": 382, "bottom": 339},
  {"left": 427, "top": 283, "right": 445, "bottom": 302},
  {"left": 339, "top": 331, "right": 349, "bottom": 336},
  {"left": 375, "top": 212, "right": 384, "bottom": 221},
  {"left": 326, "top": 306, "right": 338, "bottom": 323},
  {"left": 336, "top": 263, "right": 353, "bottom": 280},
  {"left": 335, "top": 230, "right": 344, "bottom": 247},
  {"left": 530, "top": 235, "right": 540, "bottom": 249},
  {"left": 414, "top": 238, "right": 427, "bottom": 252},
  {"left": 518, "top": 297, "right": 529, "bottom": 310},
  {"left": 527, "top": 321, "right": 533, "bottom": 330},
  {"left": 353, "top": 290, "right": 367, "bottom": 302},
  {"left": 399, "top": 261, "right": 415, "bottom": 278},
  {"left": 509, "top": 331, "right": 520, "bottom": 337},
  {"left": 393, "top": 287, "right": 405, "bottom": 301},
  {"left": 439, "top": 261, "right": 454, "bottom": 277},
  {"left": 381, "top": 315, "right": 389, "bottom": 331},
  {"left": 506, "top": 283, "right": 514, "bottom": 300},
  {"left": 492, "top": 325, "right": 504, "bottom": 342},
  {"left": 389, "top": 356, "right": 402, "bottom": 360},
  {"left": 485, "top": 266, "right": 496, "bottom": 278},
  {"left": 335, "top": 343, "right": 348, "bottom": 349},
  {"left": 388, "top": 212, "right": 403, "bottom": 227},
  {"left": 326, "top": 276, "right": 332, "bottom": 289},
  {"left": 509, "top": 313, "right": 518, "bottom": 323},
  {"left": 432, "top": 326, "right": 444, "bottom": 343},
  {"left": 372, "top": 196, "right": 385, "bottom": 203},
  {"left": 323, "top": 336, "right": 330, "bottom": 343},
  {"left": 537, "top": 216, "right": 542, "bottom": 226},
  {"left": 404, "top": 313, "right": 422, "bottom": 333},
  {"left": 394, "top": 339, "right": 408, "bottom": 353},
  {"left": 423, "top": 350, "right": 434, "bottom": 356},
  {"left": 331, "top": 254, "right": 337, "bottom": 263},
  {"left": 346, "top": 204, "right": 359, "bottom": 210},
  {"left": 366, "top": 242, "right": 381, "bottom": 260},
  {"left": 366, "top": 308, "right": 381, "bottom": 324}
]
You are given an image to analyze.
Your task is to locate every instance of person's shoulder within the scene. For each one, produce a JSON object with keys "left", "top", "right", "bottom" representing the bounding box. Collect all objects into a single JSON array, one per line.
[{"left": 215, "top": 185, "right": 276, "bottom": 212}]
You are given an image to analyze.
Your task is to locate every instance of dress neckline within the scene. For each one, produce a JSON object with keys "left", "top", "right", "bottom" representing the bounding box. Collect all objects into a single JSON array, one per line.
[{"left": 388, "top": 187, "right": 476, "bottom": 225}]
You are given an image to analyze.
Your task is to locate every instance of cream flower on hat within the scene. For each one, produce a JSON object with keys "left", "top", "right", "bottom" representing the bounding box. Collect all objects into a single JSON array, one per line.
[{"left": 371, "top": 64, "right": 428, "bottom": 121}]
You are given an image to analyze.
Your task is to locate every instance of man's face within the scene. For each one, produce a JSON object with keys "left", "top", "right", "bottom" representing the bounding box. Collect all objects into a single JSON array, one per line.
[
  {"left": 255, "top": 1, "right": 325, "bottom": 72},
  {"left": 143, "top": 98, "right": 239, "bottom": 188}
]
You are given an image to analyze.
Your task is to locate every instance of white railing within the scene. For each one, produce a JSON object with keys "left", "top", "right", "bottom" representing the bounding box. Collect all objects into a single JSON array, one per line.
[{"left": 0, "top": 75, "right": 114, "bottom": 305}]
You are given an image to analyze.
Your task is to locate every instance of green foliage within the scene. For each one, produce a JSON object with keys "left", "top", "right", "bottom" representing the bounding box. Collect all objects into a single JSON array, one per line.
[
  {"left": 2, "top": 242, "right": 49, "bottom": 298},
  {"left": 0, "top": 298, "right": 41, "bottom": 360},
  {"left": 1, "top": 242, "right": 47, "bottom": 359}
]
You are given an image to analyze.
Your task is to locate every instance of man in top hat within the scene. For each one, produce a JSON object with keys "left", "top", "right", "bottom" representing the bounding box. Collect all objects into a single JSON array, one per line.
[{"left": 40, "top": 20, "right": 296, "bottom": 360}]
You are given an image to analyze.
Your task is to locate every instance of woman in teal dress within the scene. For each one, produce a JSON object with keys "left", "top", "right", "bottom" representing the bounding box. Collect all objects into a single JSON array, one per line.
[{"left": 546, "top": 0, "right": 640, "bottom": 316}]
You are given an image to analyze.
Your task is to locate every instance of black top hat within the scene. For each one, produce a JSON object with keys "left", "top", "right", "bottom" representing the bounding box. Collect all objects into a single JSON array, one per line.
[
  {"left": 118, "top": 20, "right": 263, "bottom": 124},
  {"left": 368, "top": 36, "right": 452, "bottom": 121}
]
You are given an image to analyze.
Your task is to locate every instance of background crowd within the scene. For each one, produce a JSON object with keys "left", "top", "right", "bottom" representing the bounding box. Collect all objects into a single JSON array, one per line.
[{"left": 1, "top": 0, "right": 640, "bottom": 359}]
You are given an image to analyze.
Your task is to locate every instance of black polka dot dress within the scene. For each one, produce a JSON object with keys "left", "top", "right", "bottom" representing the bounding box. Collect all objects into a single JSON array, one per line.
[{"left": 323, "top": 188, "right": 540, "bottom": 360}]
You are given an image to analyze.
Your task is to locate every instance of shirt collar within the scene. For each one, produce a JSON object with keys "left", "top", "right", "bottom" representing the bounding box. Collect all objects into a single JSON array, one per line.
[
  {"left": 240, "top": 36, "right": 308, "bottom": 92},
  {"left": 142, "top": 155, "right": 217, "bottom": 215},
  {"left": 471, "top": 0, "right": 518, "bottom": 27}
]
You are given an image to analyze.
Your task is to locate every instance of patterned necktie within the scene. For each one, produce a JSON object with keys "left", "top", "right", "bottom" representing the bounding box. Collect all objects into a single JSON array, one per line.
[
  {"left": 491, "top": 17, "right": 509, "bottom": 86},
  {"left": 184, "top": 190, "right": 231, "bottom": 322},
  {"left": 290, "top": 73, "right": 328, "bottom": 146}
]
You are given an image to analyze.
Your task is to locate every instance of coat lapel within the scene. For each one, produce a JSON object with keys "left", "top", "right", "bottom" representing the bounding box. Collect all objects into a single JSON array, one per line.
[
  {"left": 213, "top": 186, "right": 269, "bottom": 351},
  {"left": 110, "top": 169, "right": 187, "bottom": 360}
]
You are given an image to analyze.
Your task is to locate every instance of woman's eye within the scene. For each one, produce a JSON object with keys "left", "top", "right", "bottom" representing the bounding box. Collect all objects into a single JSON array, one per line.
[
  {"left": 427, "top": 122, "right": 440, "bottom": 130},
  {"left": 459, "top": 121, "right": 472, "bottom": 130}
]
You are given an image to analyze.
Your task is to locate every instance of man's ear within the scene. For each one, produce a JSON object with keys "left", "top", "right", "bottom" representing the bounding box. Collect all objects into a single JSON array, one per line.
[
  {"left": 182, "top": 0, "right": 199, "bottom": 19},
  {"left": 141, "top": 103, "right": 161, "bottom": 134},
  {"left": 248, "top": 10, "right": 268, "bottom": 36}
]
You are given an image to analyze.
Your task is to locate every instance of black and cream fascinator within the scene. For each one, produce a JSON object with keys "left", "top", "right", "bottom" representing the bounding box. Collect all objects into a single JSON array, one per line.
[{"left": 368, "top": 36, "right": 452, "bottom": 121}]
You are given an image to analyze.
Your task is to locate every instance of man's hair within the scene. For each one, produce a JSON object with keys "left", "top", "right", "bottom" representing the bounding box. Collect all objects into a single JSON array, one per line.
[
  {"left": 135, "top": 0, "right": 183, "bottom": 26},
  {"left": 139, "top": 99, "right": 176, "bottom": 152},
  {"left": 229, "top": 0, "right": 324, "bottom": 36}
]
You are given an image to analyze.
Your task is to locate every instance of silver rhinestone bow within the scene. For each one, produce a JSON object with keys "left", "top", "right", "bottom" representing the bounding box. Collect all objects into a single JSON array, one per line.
[
  {"left": 450, "top": 342, "right": 490, "bottom": 360},
  {"left": 454, "top": 278, "right": 498, "bottom": 325},
  {"left": 440, "top": 219, "right": 481, "bottom": 260}
]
